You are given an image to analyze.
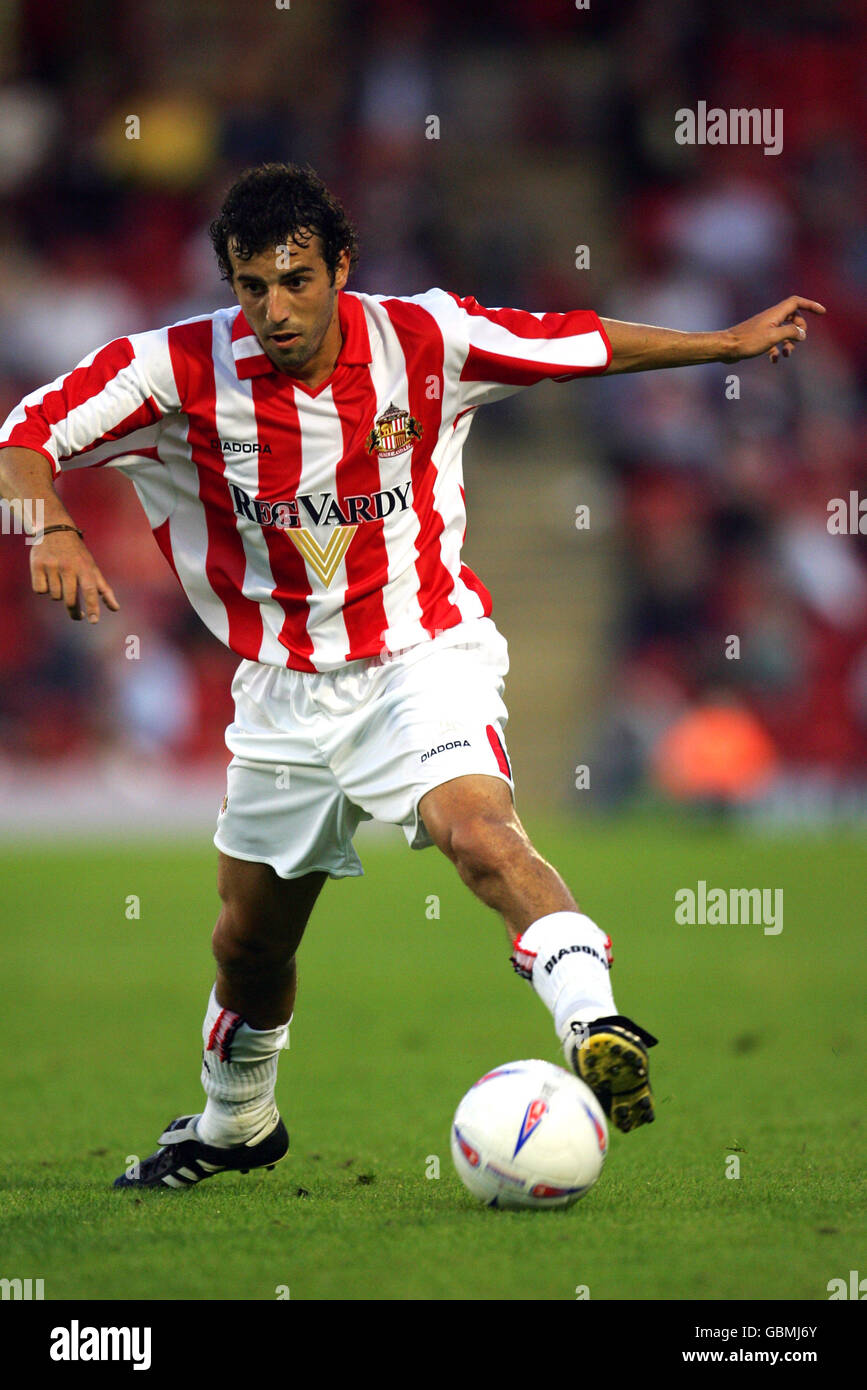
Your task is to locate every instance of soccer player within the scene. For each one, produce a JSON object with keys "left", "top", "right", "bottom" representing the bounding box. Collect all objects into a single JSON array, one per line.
[{"left": 0, "top": 164, "right": 824, "bottom": 1189}]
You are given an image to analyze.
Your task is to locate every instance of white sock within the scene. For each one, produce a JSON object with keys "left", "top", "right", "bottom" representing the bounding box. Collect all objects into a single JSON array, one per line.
[
  {"left": 196, "top": 987, "right": 291, "bottom": 1146},
  {"left": 511, "top": 911, "right": 616, "bottom": 1047}
]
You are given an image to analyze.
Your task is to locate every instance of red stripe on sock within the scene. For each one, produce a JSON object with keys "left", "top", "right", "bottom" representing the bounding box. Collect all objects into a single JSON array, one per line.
[
  {"left": 207, "top": 1007, "right": 242, "bottom": 1057},
  {"left": 207, "top": 1009, "right": 228, "bottom": 1052}
]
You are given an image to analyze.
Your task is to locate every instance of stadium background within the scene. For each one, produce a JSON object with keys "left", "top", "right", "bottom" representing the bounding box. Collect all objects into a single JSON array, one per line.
[
  {"left": 1, "top": 0, "right": 865, "bottom": 829},
  {"left": 1, "top": 0, "right": 866, "bottom": 1313}
]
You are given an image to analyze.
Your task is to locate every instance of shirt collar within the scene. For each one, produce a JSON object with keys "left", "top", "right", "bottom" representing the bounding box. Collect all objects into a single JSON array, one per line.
[{"left": 231, "top": 291, "right": 372, "bottom": 380}]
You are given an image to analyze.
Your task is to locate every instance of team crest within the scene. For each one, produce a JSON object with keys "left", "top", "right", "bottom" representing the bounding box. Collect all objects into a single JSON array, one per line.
[{"left": 365, "top": 402, "right": 423, "bottom": 458}]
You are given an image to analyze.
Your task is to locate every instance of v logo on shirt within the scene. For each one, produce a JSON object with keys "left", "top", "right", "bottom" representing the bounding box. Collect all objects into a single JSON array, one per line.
[{"left": 288, "top": 525, "right": 358, "bottom": 586}]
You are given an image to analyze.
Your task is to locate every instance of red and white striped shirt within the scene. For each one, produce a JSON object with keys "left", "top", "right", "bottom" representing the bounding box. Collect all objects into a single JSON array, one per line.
[{"left": 1, "top": 290, "right": 611, "bottom": 671}]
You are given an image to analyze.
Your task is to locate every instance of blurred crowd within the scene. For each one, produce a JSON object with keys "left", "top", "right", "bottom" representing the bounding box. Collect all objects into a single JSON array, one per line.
[{"left": 0, "top": 0, "right": 865, "bottom": 819}]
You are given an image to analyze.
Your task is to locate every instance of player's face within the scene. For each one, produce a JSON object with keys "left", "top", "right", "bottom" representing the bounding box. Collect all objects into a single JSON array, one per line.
[{"left": 229, "top": 234, "right": 350, "bottom": 381}]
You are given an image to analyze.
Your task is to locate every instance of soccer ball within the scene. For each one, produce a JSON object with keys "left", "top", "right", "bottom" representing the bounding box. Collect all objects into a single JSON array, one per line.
[{"left": 450, "top": 1058, "right": 608, "bottom": 1209}]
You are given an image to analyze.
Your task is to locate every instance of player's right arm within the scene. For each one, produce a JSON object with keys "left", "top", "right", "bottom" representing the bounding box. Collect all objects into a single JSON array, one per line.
[
  {"left": 0, "top": 327, "right": 183, "bottom": 622},
  {"left": 0, "top": 445, "right": 119, "bottom": 622}
]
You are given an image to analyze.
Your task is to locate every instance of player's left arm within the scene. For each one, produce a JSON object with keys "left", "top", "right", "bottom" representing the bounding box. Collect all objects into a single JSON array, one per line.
[{"left": 600, "top": 296, "right": 827, "bottom": 373}]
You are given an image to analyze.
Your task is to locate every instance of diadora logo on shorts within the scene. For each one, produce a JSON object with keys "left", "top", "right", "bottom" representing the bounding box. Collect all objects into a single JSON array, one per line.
[
  {"left": 420, "top": 739, "right": 471, "bottom": 763},
  {"left": 544, "top": 945, "right": 608, "bottom": 974},
  {"left": 228, "top": 481, "right": 413, "bottom": 587}
]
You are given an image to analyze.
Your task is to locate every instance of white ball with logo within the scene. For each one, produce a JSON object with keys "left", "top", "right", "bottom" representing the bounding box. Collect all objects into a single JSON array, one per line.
[{"left": 450, "top": 1058, "right": 608, "bottom": 1209}]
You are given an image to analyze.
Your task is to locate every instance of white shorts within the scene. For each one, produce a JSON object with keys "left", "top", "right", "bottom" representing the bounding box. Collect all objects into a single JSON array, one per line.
[{"left": 213, "top": 617, "right": 514, "bottom": 880}]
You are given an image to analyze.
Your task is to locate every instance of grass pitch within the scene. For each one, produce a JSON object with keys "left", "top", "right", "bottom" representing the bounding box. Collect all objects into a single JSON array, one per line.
[{"left": 1, "top": 816, "right": 865, "bottom": 1301}]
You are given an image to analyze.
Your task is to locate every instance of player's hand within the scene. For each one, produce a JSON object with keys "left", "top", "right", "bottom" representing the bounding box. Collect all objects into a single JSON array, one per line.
[
  {"left": 725, "top": 296, "right": 826, "bottom": 364},
  {"left": 30, "top": 531, "right": 120, "bottom": 622}
]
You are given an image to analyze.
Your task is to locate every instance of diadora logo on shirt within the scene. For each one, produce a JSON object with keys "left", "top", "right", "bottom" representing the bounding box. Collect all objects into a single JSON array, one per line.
[
  {"left": 228, "top": 481, "right": 413, "bottom": 587},
  {"left": 210, "top": 438, "right": 272, "bottom": 454}
]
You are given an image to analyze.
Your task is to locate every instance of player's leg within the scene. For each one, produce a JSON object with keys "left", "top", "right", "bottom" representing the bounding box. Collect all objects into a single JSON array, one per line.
[
  {"left": 113, "top": 857, "right": 327, "bottom": 1190},
  {"left": 114, "top": 657, "right": 366, "bottom": 1190},
  {"left": 196, "top": 664, "right": 363, "bottom": 1150},
  {"left": 416, "top": 773, "right": 577, "bottom": 940},
  {"left": 196, "top": 855, "right": 327, "bottom": 1146},
  {"left": 319, "top": 619, "right": 657, "bottom": 1132},
  {"left": 212, "top": 853, "right": 326, "bottom": 1028},
  {"left": 418, "top": 773, "right": 657, "bottom": 1132}
]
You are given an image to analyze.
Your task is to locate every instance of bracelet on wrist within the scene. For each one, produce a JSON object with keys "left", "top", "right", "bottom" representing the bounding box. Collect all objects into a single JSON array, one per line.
[{"left": 31, "top": 524, "right": 84, "bottom": 542}]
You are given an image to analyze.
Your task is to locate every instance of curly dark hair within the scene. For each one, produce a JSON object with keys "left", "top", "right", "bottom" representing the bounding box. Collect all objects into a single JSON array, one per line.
[{"left": 209, "top": 163, "right": 359, "bottom": 284}]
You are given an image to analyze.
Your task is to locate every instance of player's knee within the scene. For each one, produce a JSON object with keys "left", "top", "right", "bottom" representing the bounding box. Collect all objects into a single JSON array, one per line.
[
  {"left": 211, "top": 904, "right": 294, "bottom": 976},
  {"left": 447, "top": 814, "right": 528, "bottom": 889}
]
